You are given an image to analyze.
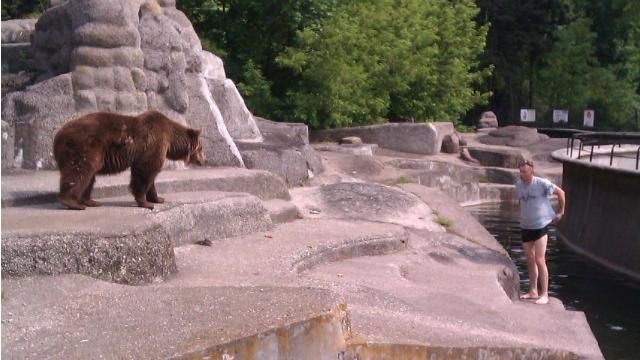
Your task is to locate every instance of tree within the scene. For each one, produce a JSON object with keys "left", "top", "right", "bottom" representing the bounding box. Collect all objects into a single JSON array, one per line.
[
  {"left": 534, "top": 2, "right": 640, "bottom": 129},
  {"left": 475, "top": 0, "right": 571, "bottom": 124},
  {"left": 1, "top": 0, "right": 47, "bottom": 20},
  {"left": 178, "top": 0, "right": 338, "bottom": 119},
  {"left": 277, "top": 0, "right": 490, "bottom": 128}
]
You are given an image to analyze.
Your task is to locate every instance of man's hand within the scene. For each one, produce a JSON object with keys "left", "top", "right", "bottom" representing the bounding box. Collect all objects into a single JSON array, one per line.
[
  {"left": 553, "top": 211, "right": 564, "bottom": 224},
  {"left": 553, "top": 186, "right": 566, "bottom": 224}
]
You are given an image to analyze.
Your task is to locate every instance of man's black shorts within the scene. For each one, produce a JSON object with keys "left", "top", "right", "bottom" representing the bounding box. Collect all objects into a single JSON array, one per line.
[{"left": 521, "top": 226, "right": 549, "bottom": 243}]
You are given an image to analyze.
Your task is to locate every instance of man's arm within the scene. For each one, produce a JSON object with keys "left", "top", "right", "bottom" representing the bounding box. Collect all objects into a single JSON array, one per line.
[{"left": 553, "top": 185, "right": 566, "bottom": 223}]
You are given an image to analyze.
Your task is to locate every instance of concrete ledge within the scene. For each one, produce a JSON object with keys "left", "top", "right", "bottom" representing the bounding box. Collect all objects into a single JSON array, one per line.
[
  {"left": 291, "top": 230, "right": 409, "bottom": 273},
  {"left": 177, "top": 311, "right": 348, "bottom": 360},
  {"left": 399, "top": 183, "right": 519, "bottom": 300},
  {"left": 1, "top": 191, "right": 273, "bottom": 283},
  {"left": 467, "top": 146, "right": 525, "bottom": 168},
  {"left": 1, "top": 222, "right": 175, "bottom": 285},
  {"left": 1, "top": 279, "right": 345, "bottom": 359},
  {"left": 346, "top": 343, "right": 579, "bottom": 359},
  {"left": 552, "top": 149, "right": 640, "bottom": 280},
  {"left": 315, "top": 143, "right": 379, "bottom": 156},
  {"left": 1, "top": 167, "right": 290, "bottom": 207},
  {"left": 263, "top": 199, "right": 301, "bottom": 224},
  {"left": 311, "top": 122, "right": 454, "bottom": 155}
]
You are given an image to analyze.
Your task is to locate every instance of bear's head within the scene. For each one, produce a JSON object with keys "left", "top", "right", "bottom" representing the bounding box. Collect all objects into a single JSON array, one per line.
[{"left": 185, "top": 128, "right": 206, "bottom": 166}]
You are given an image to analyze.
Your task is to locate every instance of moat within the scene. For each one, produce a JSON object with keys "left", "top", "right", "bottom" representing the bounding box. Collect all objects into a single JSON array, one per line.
[{"left": 468, "top": 201, "right": 640, "bottom": 360}]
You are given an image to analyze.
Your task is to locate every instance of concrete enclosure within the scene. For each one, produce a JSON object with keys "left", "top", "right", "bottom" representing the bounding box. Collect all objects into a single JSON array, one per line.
[{"left": 554, "top": 150, "right": 640, "bottom": 279}]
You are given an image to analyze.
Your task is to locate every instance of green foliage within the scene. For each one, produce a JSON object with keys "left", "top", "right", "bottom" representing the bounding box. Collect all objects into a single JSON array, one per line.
[
  {"left": 237, "top": 60, "right": 281, "bottom": 117},
  {"left": 535, "top": 8, "right": 640, "bottom": 129},
  {"left": 278, "top": 0, "right": 491, "bottom": 128},
  {"left": 435, "top": 215, "right": 453, "bottom": 228},
  {"left": 1, "top": 0, "right": 47, "bottom": 20},
  {"left": 455, "top": 124, "right": 477, "bottom": 133},
  {"left": 393, "top": 175, "right": 416, "bottom": 186},
  {"left": 478, "top": 0, "right": 639, "bottom": 130}
]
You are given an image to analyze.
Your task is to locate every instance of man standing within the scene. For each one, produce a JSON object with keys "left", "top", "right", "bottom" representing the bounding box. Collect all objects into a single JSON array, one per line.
[{"left": 516, "top": 160, "right": 566, "bottom": 305}]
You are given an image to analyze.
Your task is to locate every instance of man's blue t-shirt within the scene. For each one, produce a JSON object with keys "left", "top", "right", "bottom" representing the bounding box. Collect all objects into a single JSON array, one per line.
[{"left": 516, "top": 176, "right": 557, "bottom": 229}]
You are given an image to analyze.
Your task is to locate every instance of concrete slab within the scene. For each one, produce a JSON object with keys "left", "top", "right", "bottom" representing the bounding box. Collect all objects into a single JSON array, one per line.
[
  {"left": 290, "top": 182, "right": 445, "bottom": 232},
  {"left": 1, "top": 167, "right": 290, "bottom": 207},
  {"left": 1, "top": 276, "right": 344, "bottom": 359},
  {"left": 1, "top": 128, "right": 602, "bottom": 359},
  {"left": 2, "top": 191, "right": 273, "bottom": 284},
  {"left": 303, "top": 231, "right": 601, "bottom": 358},
  {"left": 263, "top": 198, "right": 302, "bottom": 224}
]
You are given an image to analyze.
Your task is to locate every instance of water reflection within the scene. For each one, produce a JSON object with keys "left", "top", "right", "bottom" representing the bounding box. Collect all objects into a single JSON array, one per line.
[{"left": 466, "top": 201, "right": 640, "bottom": 360}]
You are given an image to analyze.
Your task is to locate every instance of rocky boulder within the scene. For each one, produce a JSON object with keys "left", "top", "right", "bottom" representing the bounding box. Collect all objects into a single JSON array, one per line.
[
  {"left": 311, "top": 122, "right": 455, "bottom": 155},
  {"left": 441, "top": 133, "right": 460, "bottom": 154},
  {"left": 1, "top": 19, "right": 36, "bottom": 43},
  {"left": 478, "top": 125, "right": 549, "bottom": 147},
  {"left": 237, "top": 117, "right": 324, "bottom": 185},
  {"left": 478, "top": 111, "right": 498, "bottom": 129},
  {"left": 291, "top": 182, "right": 445, "bottom": 231}
]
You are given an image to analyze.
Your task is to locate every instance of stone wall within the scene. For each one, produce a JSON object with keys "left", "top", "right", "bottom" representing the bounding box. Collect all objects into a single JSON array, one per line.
[
  {"left": 311, "top": 122, "right": 455, "bottom": 155},
  {"left": 557, "top": 158, "right": 640, "bottom": 279}
]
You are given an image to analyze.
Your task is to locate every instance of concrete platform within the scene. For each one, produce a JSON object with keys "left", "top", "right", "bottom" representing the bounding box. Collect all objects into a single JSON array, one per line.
[
  {"left": 1, "top": 136, "right": 603, "bottom": 359},
  {"left": 1, "top": 167, "right": 290, "bottom": 207},
  {"left": 2, "top": 191, "right": 273, "bottom": 284},
  {"left": 1, "top": 276, "right": 346, "bottom": 359}
]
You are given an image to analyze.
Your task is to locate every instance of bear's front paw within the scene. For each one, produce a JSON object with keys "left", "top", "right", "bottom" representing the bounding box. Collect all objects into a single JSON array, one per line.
[
  {"left": 60, "top": 198, "right": 86, "bottom": 210},
  {"left": 83, "top": 199, "right": 102, "bottom": 207},
  {"left": 147, "top": 196, "right": 165, "bottom": 204}
]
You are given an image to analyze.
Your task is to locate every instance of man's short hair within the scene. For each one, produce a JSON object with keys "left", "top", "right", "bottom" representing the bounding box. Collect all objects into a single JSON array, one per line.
[{"left": 520, "top": 159, "right": 534, "bottom": 168}]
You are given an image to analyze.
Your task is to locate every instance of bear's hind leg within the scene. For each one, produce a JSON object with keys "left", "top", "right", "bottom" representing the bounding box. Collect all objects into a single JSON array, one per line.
[
  {"left": 81, "top": 175, "right": 101, "bottom": 207},
  {"left": 59, "top": 170, "right": 90, "bottom": 210},
  {"left": 146, "top": 183, "right": 165, "bottom": 204}
]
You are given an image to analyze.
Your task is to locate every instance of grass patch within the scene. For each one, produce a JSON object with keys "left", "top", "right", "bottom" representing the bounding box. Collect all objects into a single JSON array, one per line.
[
  {"left": 393, "top": 175, "right": 416, "bottom": 185},
  {"left": 435, "top": 215, "right": 453, "bottom": 228}
]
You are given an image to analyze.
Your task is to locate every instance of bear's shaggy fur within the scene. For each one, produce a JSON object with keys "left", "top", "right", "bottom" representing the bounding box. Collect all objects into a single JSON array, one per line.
[{"left": 53, "top": 110, "right": 206, "bottom": 210}]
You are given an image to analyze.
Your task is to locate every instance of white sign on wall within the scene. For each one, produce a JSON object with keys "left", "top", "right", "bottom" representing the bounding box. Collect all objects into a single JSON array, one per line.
[
  {"left": 520, "top": 109, "right": 536, "bottom": 123},
  {"left": 553, "top": 109, "right": 569, "bottom": 124},
  {"left": 583, "top": 110, "right": 595, "bottom": 127}
]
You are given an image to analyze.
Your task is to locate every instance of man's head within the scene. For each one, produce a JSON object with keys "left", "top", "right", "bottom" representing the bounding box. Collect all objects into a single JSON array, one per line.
[{"left": 519, "top": 159, "right": 534, "bottom": 183}]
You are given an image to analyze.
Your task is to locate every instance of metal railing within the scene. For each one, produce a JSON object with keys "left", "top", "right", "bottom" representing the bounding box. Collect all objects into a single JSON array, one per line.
[{"left": 566, "top": 132, "right": 640, "bottom": 170}]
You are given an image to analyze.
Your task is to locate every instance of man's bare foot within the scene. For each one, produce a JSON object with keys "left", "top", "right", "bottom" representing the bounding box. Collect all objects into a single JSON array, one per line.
[
  {"left": 535, "top": 295, "right": 549, "bottom": 305},
  {"left": 520, "top": 292, "right": 539, "bottom": 300}
]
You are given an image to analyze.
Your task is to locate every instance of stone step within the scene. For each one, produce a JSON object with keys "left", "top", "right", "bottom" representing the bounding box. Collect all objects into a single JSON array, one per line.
[
  {"left": 1, "top": 191, "right": 273, "bottom": 284},
  {"left": 263, "top": 198, "right": 301, "bottom": 224},
  {"left": 1, "top": 276, "right": 347, "bottom": 359},
  {"left": 1, "top": 167, "right": 290, "bottom": 207}
]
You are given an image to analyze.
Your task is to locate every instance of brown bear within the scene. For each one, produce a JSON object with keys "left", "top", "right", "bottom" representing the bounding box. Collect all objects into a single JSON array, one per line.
[{"left": 53, "top": 110, "right": 206, "bottom": 210}]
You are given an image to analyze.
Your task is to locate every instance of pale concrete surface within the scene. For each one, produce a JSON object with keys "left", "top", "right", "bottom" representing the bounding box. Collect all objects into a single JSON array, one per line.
[
  {"left": 1, "top": 276, "right": 343, "bottom": 359},
  {"left": 1, "top": 167, "right": 290, "bottom": 207},
  {"left": 262, "top": 198, "right": 302, "bottom": 224},
  {"left": 2, "top": 191, "right": 272, "bottom": 284},
  {"left": 1, "top": 131, "right": 602, "bottom": 359}
]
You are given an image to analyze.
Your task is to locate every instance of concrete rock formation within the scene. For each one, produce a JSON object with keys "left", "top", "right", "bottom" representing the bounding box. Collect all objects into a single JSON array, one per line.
[
  {"left": 312, "top": 122, "right": 456, "bottom": 155},
  {"left": 478, "top": 111, "right": 498, "bottom": 128},
  {"left": 441, "top": 133, "right": 460, "bottom": 154},
  {"left": 478, "top": 125, "right": 549, "bottom": 147},
  {"left": 1, "top": 0, "right": 320, "bottom": 181}
]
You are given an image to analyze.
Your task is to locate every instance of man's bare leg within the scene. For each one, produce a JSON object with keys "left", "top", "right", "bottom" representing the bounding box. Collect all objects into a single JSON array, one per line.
[
  {"left": 521, "top": 241, "right": 539, "bottom": 299},
  {"left": 534, "top": 234, "right": 550, "bottom": 304}
]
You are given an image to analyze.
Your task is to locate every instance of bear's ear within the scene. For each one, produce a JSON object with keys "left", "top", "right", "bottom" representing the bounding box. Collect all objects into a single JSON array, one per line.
[{"left": 189, "top": 128, "right": 202, "bottom": 138}]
